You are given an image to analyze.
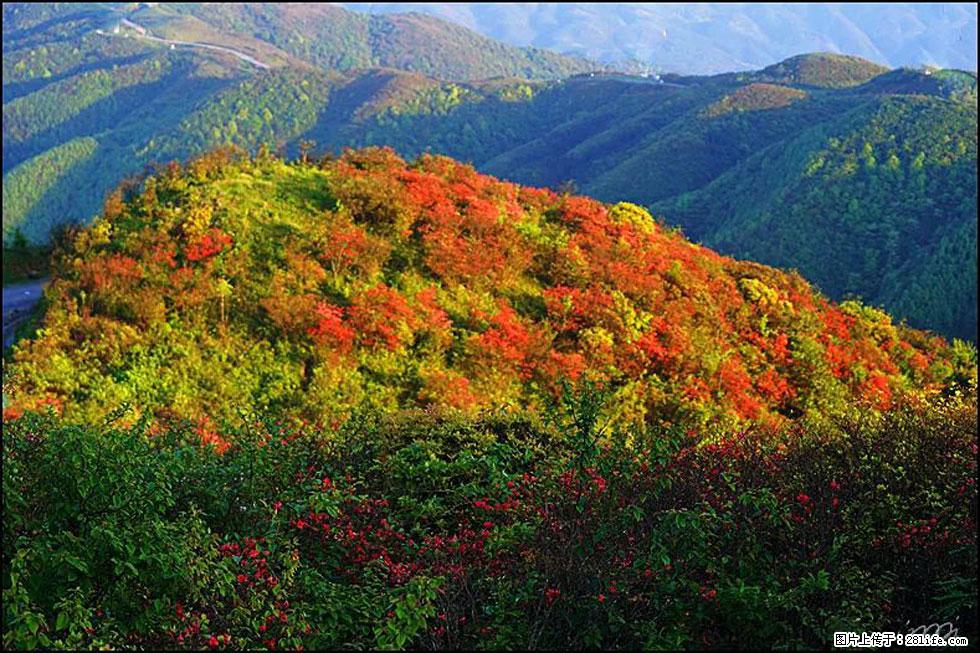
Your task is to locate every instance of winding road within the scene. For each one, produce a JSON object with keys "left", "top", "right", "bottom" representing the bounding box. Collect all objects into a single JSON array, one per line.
[
  {"left": 97, "top": 18, "right": 270, "bottom": 70},
  {"left": 3, "top": 278, "right": 48, "bottom": 349}
]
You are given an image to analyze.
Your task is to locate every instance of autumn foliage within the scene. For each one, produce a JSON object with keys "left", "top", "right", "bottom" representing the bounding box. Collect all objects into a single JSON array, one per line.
[
  {"left": 2, "top": 392, "right": 976, "bottom": 649},
  {"left": 4, "top": 147, "right": 975, "bottom": 434}
]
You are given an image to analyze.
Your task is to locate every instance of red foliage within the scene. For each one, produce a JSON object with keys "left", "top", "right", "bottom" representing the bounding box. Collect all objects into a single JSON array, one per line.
[
  {"left": 307, "top": 302, "right": 356, "bottom": 352},
  {"left": 348, "top": 284, "right": 417, "bottom": 350},
  {"left": 860, "top": 373, "right": 893, "bottom": 410},
  {"left": 825, "top": 343, "right": 857, "bottom": 380},
  {"left": 195, "top": 416, "right": 230, "bottom": 455},
  {"left": 12, "top": 146, "right": 961, "bottom": 428},
  {"left": 755, "top": 368, "right": 796, "bottom": 404},
  {"left": 185, "top": 229, "right": 233, "bottom": 262},
  {"left": 419, "top": 370, "right": 478, "bottom": 411},
  {"left": 80, "top": 254, "right": 143, "bottom": 292},
  {"left": 471, "top": 301, "right": 543, "bottom": 379},
  {"left": 718, "top": 358, "right": 761, "bottom": 420},
  {"left": 629, "top": 317, "right": 686, "bottom": 374},
  {"left": 821, "top": 308, "right": 854, "bottom": 340}
]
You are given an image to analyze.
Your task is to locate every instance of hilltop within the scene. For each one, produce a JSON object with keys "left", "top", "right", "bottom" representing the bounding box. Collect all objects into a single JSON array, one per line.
[
  {"left": 3, "top": 7, "right": 977, "bottom": 345},
  {"left": 6, "top": 148, "right": 973, "bottom": 437},
  {"left": 752, "top": 53, "right": 889, "bottom": 88}
]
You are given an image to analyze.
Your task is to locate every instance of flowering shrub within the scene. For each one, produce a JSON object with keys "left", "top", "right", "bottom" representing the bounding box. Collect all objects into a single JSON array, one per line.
[
  {"left": 3, "top": 387, "right": 975, "bottom": 650},
  {"left": 5, "top": 148, "right": 974, "bottom": 431}
]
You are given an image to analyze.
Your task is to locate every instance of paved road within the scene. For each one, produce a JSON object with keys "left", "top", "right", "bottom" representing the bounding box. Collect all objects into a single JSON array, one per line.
[
  {"left": 3, "top": 278, "right": 48, "bottom": 349},
  {"left": 98, "top": 18, "right": 271, "bottom": 70}
]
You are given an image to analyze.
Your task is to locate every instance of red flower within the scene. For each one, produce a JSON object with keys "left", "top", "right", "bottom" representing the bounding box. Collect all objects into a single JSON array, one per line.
[{"left": 545, "top": 588, "right": 561, "bottom": 605}]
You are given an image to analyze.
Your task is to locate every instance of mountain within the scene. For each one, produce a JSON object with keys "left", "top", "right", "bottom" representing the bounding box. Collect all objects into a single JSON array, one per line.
[
  {"left": 319, "top": 56, "right": 979, "bottom": 341},
  {"left": 3, "top": 4, "right": 977, "bottom": 344},
  {"left": 2, "top": 7, "right": 977, "bottom": 647},
  {"left": 147, "top": 3, "right": 598, "bottom": 80},
  {"left": 1, "top": 1, "right": 594, "bottom": 245},
  {"left": 346, "top": 3, "right": 980, "bottom": 75},
  {"left": 6, "top": 148, "right": 972, "bottom": 433},
  {"left": 2, "top": 3, "right": 595, "bottom": 81},
  {"left": 654, "top": 85, "right": 978, "bottom": 342}
]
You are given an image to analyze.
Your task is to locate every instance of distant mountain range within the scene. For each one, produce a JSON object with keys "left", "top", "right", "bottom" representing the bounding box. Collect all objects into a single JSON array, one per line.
[
  {"left": 346, "top": 3, "right": 979, "bottom": 75},
  {"left": 2, "top": 4, "right": 976, "bottom": 341}
]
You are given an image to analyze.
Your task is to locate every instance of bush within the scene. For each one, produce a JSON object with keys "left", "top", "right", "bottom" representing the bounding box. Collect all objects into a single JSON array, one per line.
[{"left": 3, "top": 392, "right": 976, "bottom": 649}]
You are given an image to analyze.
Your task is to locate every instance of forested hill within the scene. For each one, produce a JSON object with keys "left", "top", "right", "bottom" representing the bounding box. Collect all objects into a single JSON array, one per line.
[
  {"left": 2, "top": 0, "right": 595, "bottom": 244},
  {"left": 3, "top": 2, "right": 977, "bottom": 343},
  {"left": 654, "top": 91, "right": 978, "bottom": 342},
  {"left": 344, "top": 3, "right": 979, "bottom": 75},
  {"left": 2, "top": 3, "right": 595, "bottom": 81},
  {"left": 5, "top": 148, "right": 974, "bottom": 437}
]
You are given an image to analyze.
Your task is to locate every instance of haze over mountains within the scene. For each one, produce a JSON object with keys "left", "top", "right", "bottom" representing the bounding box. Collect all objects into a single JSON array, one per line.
[{"left": 347, "top": 3, "right": 979, "bottom": 75}]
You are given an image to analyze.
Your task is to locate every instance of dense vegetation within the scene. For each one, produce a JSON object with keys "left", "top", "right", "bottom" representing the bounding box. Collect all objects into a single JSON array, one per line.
[
  {"left": 344, "top": 4, "right": 978, "bottom": 75},
  {"left": 1, "top": 1, "right": 591, "bottom": 246},
  {"left": 2, "top": 148, "right": 976, "bottom": 650},
  {"left": 159, "top": 4, "right": 596, "bottom": 81},
  {"left": 3, "top": 7, "right": 977, "bottom": 650},
  {"left": 751, "top": 53, "right": 889, "bottom": 89},
  {"left": 656, "top": 93, "right": 978, "bottom": 341},
  {"left": 3, "top": 388, "right": 976, "bottom": 650},
  {"left": 337, "top": 65, "right": 977, "bottom": 341},
  {"left": 5, "top": 148, "right": 974, "bottom": 435},
  {"left": 3, "top": 8, "right": 975, "bottom": 343}
]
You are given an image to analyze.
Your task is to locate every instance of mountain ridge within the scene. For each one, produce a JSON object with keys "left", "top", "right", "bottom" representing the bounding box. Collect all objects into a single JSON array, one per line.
[{"left": 345, "top": 3, "right": 979, "bottom": 75}]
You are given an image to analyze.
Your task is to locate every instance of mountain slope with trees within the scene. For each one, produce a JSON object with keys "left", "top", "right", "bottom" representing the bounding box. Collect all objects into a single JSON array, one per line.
[
  {"left": 654, "top": 92, "right": 978, "bottom": 341},
  {"left": 3, "top": 4, "right": 976, "bottom": 342},
  {"left": 346, "top": 3, "right": 979, "bottom": 75},
  {"left": 5, "top": 148, "right": 973, "bottom": 436}
]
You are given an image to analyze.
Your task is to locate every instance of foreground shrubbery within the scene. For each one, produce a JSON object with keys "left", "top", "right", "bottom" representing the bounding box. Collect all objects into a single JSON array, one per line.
[{"left": 3, "top": 390, "right": 977, "bottom": 650}]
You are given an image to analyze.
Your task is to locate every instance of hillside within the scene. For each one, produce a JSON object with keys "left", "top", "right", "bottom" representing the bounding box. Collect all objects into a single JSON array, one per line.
[
  {"left": 1, "top": 0, "right": 595, "bottom": 245},
  {"left": 2, "top": 3, "right": 594, "bottom": 81},
  {"left": 159, "top": 3, "right": 597, "bottom": 81},
  {"left": 3, "top": 18, "right": 976, "bottom": 345},
  {"left": 654, "top": 93, "right": 978, "bottom": 341},
  {"left": 2, "top": 8, "right": 978, "bottom": 649},
  {"left": 346, "top": 3, "right": 979, "bottom": 75},
  {"left": 5, "top": 148, "right": 973, "bottom": 437},
  {"left": 752, "top": 53, "right": 889, "bottom": 88},
  {"left": 327, "top": 59, "right": 978, "bottom": 341}
]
